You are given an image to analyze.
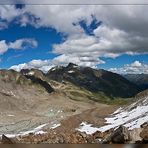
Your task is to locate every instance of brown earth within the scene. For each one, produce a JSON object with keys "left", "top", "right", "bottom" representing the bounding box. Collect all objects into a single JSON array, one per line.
[{"left": 3, "top": 104, "right": 118, "bottom": 144}]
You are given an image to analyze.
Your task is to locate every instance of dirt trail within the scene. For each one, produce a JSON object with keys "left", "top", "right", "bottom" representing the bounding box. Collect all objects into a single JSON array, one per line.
[
  {"left": 54, "top": 105, "right": 118, "bottom": 134},
  {"left": 13, "top": 104, "right": 118, "bottom": 143}
]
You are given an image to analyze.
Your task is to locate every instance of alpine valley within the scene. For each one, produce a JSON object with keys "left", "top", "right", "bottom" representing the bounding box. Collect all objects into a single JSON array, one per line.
[{"left": 0, "top": 63, "right": 147, "bottom": 144}]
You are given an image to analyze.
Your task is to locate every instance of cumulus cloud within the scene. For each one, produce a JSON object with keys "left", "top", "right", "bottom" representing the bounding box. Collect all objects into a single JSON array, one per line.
[
  {"left": 22, "top": 5, "right": 148, "bottom": 66},
  {"left": 9, "top": 38, "right": 38, "bottom": 49},
  {"left": 10, "top": 59, "right": 54, "bottom": 73},
  {"left": 0, "top": 38, "right": 37, "bottom": 55},
  {"left": 0, "top": 5, "right": 22, "bottom": 21},
  {"left": 109, "top": 61, "right": 148, "bottom": 74},
  {"left": 52, "top": 54, "right": 105, "bottom": 68},
  {"left": 1, "top": 4, "right": 148, "bottom": 69},
  {"left": 0, "top": 40, "right": 8, "bottom": 55}
]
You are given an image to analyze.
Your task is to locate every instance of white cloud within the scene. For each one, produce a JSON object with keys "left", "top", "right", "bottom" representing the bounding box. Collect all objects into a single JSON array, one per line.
[
  {"left": 23, "top": 5, "right": 148, "bottom": 67},
  {"left": 1, "top": 5, "right": 148, "bottom": 69},
  {"left": 131, "top": 60, "right": 142, "bottom": 67},
  {"left": 9, "top": 54, "right": 105, "bottom": 72},
  {"left": 23, "top": 5, "right": 96, "bottom": 35},
  {"left": 52, "top": 54, "right": 105, "bottom": 68},
  {"left": 10, "top": 59, "right": 54, "bottom": 73},
  {"left": 0, "top": 5, "right": 22, "bottom": 22},
  {"left": 0, "top": 38, "right": 37, "bottom": 55},
  {"left": 109, "top": 61, "right": 148, "bottom": 74},
  {"left": 9, "top": 38, "right": 38, "bottom": 49},
  {"left": 0, "top": 40, "right": 8, "bottom": 55}
]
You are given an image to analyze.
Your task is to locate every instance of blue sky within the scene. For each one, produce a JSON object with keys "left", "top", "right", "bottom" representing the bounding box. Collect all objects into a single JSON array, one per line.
[
  {"left": 0, "top": 24, "right": 62, "bottom": 68},
  {"left": 0, "top": 4, "right": 148, "bottom": 73}
]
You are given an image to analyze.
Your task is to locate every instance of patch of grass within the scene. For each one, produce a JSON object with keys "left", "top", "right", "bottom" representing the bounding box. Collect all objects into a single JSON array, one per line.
[
  {"left": 106, "top": 98, "right": 129, "bottom": 105},
  {"left": 70, "top": 91, "right": 85, "bottom": 97},
  {"left": 51, "top": 80, "right": 131, "bottom": 105},
  {"left": 87, "top": 91, "right": 130, "bottom": 105}
]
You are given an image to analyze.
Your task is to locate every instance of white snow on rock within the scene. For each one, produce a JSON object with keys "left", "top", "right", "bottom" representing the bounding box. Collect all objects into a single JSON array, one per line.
[
  {"left": 51, "top": 68, "right": 56, "bottom": 71},
  {"left": 112, "top": 107, "right": 122, "bottom": 115},
  {"left": 0, "top": 122, "right": 61, "bottom": 138},
  {"left": 28, "top": 71, "right": 35, "bottom": 76},
  {"left": 50, "top": 123, "right": 61, "bottom": 129},
  {"left": 77, "top": 96, "right": 148, "bottom": 134},
  {"left": 1, "top": 90, "right": 16, "bottom": 97},
  {"left": 76, "top": 122, "right": 100, "bottom": 135},
  {"left": 98, "top": 105, "right": 148, "bottom": 132},
  {"left": 7, "top": 114, "right": 15, "bottom": 117},
  {"left": 17, "top": 123, "right": 48, "bottom": 136},
  {"left": 68, "top": 70, "right": 75, "bottom": 73},
  {"left": 0, "top": 123, "right": 48, "bottom": 138}
]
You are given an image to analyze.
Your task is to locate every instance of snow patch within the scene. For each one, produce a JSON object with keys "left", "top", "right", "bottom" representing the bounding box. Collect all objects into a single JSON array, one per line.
[
  {"left": 112, "top": 107, "right": 122, "bottom": 115},
  {"left": 51, "top": 68, "right": 56, "bottom": 71},
  {"left": 0, "top": 123, "right": 48, "bottom": 138},
  {"left": 28, "top": 71, "right": 35, "bottom": 76},
  {"left": 7, "top": 114, "right": 15, "bottom": 117},
  {"left": 50, "top": 123, "right": 61, "bottom": 129},
  {"left": 77, "top": 96, "right": 148, "bottom": 134},
  {"left": 76, "top": 122, "right": 100, "bottom": 135},
  {"left": 68, "top": 70, "right": 75, "bottom": 73},
  {"left": 99, "top": 105, "right": 148, "bottom": 132}
]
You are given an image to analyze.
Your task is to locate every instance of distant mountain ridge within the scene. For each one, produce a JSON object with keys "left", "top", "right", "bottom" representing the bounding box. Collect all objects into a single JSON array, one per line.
[
  {"left": 2, "top": 63, "right": 143, "bottom": 103},
  {"left": 46, "top": 63, "right": 140, "bottom": 99},
  {"left": 124, "top": 74, "right": 148, "bottom": 90}
]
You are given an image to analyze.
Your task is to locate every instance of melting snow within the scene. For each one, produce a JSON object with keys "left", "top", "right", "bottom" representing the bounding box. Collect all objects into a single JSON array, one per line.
[
  {"left": 77, "top": 96, "right": 148, "bottom": 134},
  {"left": 73, "top": 65, "right": 78, "bottom": 68},
  {"left": 27, "top": 71, "right": 35, "bottom": 76},
  {"left": 1, "top": 90, "right": 16, "bottom": 97},
  {"left": 57, "top": 110, "right": 63, "bottom": 113},
  {"left": 112, "top": 107, "right": 122, "bottom": 115},
  {"left": 51, "top": 68, "right": 56, "bottom": 71},
  {"left": 50, "top": 123, "right": 61, "bottom": 129},
  {"left": 7, "top": 114, "right": 15, "bottom": 117},
  {"left": 68, "top": 70, "right": 75, "bottom": 73},
  {"left": 76, "top": 122, "right": 100, "bottom": 135},
  {"left": 0, "top": 123, "right": 61, "bottom": 138},
  {"left": 0, "top": 123, "right": 48, "bottom": 138}
]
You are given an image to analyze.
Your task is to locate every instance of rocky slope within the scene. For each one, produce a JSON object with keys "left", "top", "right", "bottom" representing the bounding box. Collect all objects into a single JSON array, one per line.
[
  {"left": 0, "top": 68, "right": 105, "bottom": 139},
  {"left": 1, "top": 90, "right": 147, "bottom": 144}
]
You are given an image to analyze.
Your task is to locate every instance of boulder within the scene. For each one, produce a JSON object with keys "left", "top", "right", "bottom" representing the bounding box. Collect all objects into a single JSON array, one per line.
[
  {"left": 1, "top": 134, "right": 15, "bottom": 144},
  {"left": 140, "top": 125, "right": 148, "bottom": 143},
  {"left": 102, "top": 126, "right": 130, "bottom": 144}
]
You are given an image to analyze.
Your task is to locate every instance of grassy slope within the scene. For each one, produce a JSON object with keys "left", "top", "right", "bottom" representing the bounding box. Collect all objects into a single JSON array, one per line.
[{"left": 49, "top": 80, "right": 131, "bottom": 105}]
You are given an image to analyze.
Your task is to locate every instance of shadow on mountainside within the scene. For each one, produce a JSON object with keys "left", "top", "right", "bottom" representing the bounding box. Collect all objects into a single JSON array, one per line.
[{"left": 24, "top": 75, "right": 54, "bottom": 93}]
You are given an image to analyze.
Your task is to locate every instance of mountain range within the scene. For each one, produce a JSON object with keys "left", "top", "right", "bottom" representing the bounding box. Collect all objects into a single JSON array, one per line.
[
  {"left": 124, "top": 74, "right": 148, "bottom": 90},
  {"left": 47, "top": 63, "right": 141, "bottom": 98},
  {"left": 0, "top": 63, "right": 147, "bottom": 143}
]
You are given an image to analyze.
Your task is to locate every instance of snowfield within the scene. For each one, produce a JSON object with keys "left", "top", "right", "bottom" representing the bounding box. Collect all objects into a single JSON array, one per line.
[
  {"left": 0, "top": 122, "right": 61, "bottom": 138},
  {"left": 77, "top": 96, "right": 148, "bottom": 134}
]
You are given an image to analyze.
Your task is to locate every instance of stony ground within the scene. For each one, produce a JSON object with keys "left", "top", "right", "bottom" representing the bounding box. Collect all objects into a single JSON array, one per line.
[
  {"left": 0, "top": 102, "right": 118, "bottom": 143},
  {"left": 0, "top": 87, "right": 118, "bottom": 140}
]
